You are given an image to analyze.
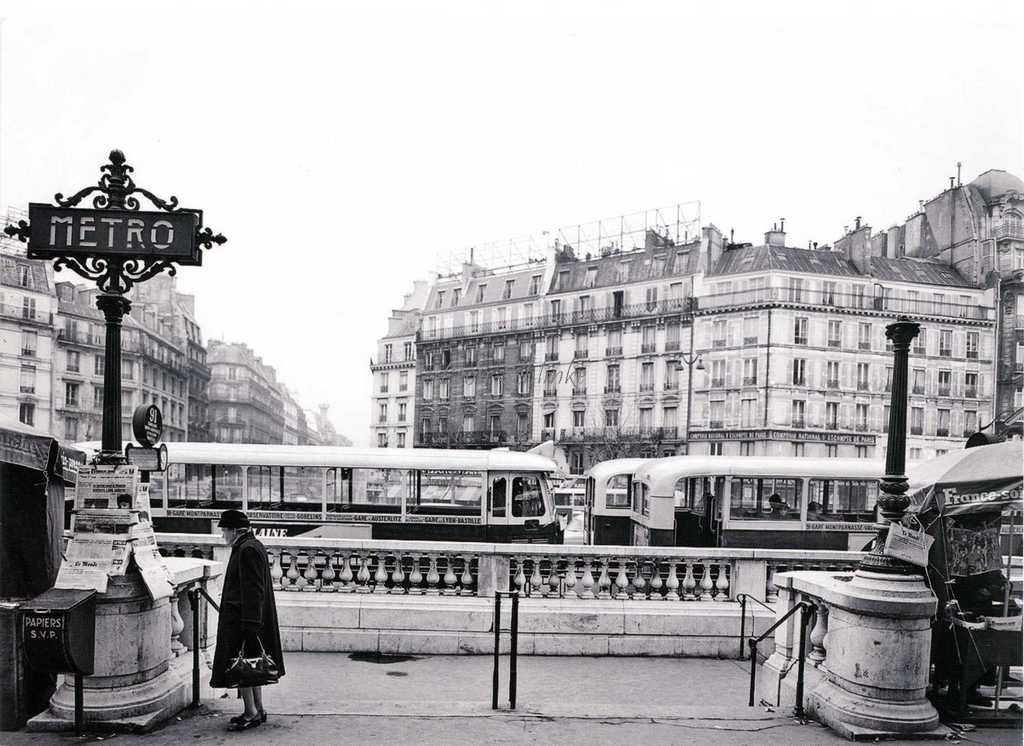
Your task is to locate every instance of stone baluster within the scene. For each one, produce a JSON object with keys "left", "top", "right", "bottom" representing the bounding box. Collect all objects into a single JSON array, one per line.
[
  {"left": 284, "top": 551, "right": 300, "bottom": 591},
  {"left": 169, "top": 589, "right": 186, "bottom": 656},
  {"left": 765, "top": 564, "right": 779, "bottom": 603},
  {"left": 442, "top": 555, "right": 459, "bottom": 596},
  {"left": 459, "top": 555, "right": 474, "bottom": 596},
  {"left": 681, "top": 561, "right": 697, "bottom": 600},
  {"left": 302, "top": 552, "right": 319, "bottom": 591},
  {"left": 529, "top": 557, "right": 543, "bottom": 596},
  {"left": 631, "top": 561, "right": 647, "bottom": 599},
  {"left": 338, "top": 554, "right": 355, "bottom": 592},
  {"left": 579, "top": 558, "right": 596, "bottom": 599},
  {"left": 543, "top": 558, "right": 558, "bottom": 598},
  {"left": 356, "top": 552, "right": 372, "bottom": 593},
  {"left": 715, "top": 562, "right": 730, "bottom": 601},
  {"left": 513, "top": 558, "right": 527, "bottom": 594},
  {"left": 596, "top": 558, "right": 612, "bottom": 599},
  {"left": 665, "top": 561, "right": 680, "bottom": 601},
  {"left": 699, "top": 562, "right": 714, "bottom": 601},
  {"left": 808, "top": 603, "right": 829, "bottom": 664},
  {"left": 373, "top": 554, "right": 389, "bottom": 594},
  {"left": 649, "top": 560, "right": 664, "bottom": 600},
  {"left": 390, "top": 553, "right": 407, "bottom": 594},
  {"left": 563, "top": 558, "right": 577, "bottom": 597},
  {"left": 408, "top": 554, "right": 424, "bottom": 594},
  {"left": 425, "top": 554, "right": 440, "bottom": 594},
  {"left": 269, "top": 552, "right": 284, "bottom": 590},
  {"left": 321, "top": 553, "right": 337, "bottom": 592}
]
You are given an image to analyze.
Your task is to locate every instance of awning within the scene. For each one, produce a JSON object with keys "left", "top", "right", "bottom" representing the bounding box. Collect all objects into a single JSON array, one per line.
[
  {"left": 0, "top": 416, "right": 85, "bottom": 479},
  {"left": 908, "top": 440, "right": 1023, "bottom": 517}
]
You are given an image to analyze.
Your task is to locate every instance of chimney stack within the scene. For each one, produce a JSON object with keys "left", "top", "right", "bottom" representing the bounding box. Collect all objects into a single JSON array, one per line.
[{"left": 764, "top": 220, "right": 786, "bottom": 247}]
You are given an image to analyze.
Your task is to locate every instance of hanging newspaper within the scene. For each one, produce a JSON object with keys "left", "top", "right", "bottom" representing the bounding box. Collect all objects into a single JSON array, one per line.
[
  {"left": 883, "top": 521, "right": 934, "bottom": 568},
  {"left": 74, "top": 464, "right": 139, "bottom": 511},
  {"left": 55, "top": 535, "right": 119, "bottom": 592},
  {"left": 131, "top": 534, "right": 172, "bottom": 601}
]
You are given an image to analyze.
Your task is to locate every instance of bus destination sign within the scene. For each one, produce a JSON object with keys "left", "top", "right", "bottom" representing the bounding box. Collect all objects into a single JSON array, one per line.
[{"left": 27, "top": 203, "right": 202, "bottom": 265}]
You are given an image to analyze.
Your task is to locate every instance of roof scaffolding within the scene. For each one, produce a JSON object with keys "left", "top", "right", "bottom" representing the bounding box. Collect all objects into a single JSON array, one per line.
[{"left": 433, "top": 200, "right": 701, "bottom": 276}]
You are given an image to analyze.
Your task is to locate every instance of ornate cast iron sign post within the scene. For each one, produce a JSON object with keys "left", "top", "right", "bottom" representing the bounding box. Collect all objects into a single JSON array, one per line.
[
  {"left": 5, "top": 150, "right": 225, "bottom": 463},
  {"left": 859, "top": 316, "right": 921, "bottom": 575}
]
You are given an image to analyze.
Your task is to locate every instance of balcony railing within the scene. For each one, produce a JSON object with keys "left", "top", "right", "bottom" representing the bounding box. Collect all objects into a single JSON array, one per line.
[
  {"left": 827, "top": 379, "right": 840, "bottom": 389},
  {"left": 573, "top": 350, "right": 589, "bottom": 360},
  {"left": 664, "top": 381, "right": 679, "bottom": 390},
  {"left": 712, "top": 339, "right": 726, "bottom": 348},
  {"left": 639, "top": 383, "right": 655, "bottom": 392},
  {"left": 791, "top": 418, "right": 805, "bottom": 428},
  {"left": 912, "top": 345, "right": 925, "bottom": 355},
  {"left": 939, "top": 348, "right": 952, "bottom": 358},
  {"left": 742, "top": 376, "right": 757, "bottom": 386},
  {"left": 793, "top": 336, "right": 808, "bottom": 346},
  {"left": 665, "top": 341, "right": 680, "bottom": 351},
  {"left": 0, "top": 304, "right": 54, "bottom": 326},
  {"left": 827, "top": 339, "right": 840, "bottom": 348},
  {"left": 572, "top": 387, "right": 587, "bottom": 396},
  {"left": 543, "top": 388, "right": 557, "bottom": 397},
  {"left": 641, "top": 343, "right": 657, "bottom": 354},
  {"left": 856, "top": 382, "right": 869, "bottom": 391},
  {"left": 417, "top": 430, "right": 511, "bottom": 448},
  {"left": 965, "top": 387, "right": 977, "bottom": 398},
  {"left": 605, "top": 347, "right": 623, "bottom": 357},
  {"left": 936, "top": 427, "right": 950, "bottom": 437},
  {"left": 709, "top": 420, "right": 723, "bottom": 428},
  {"left": 912, "top": 385, "right": 925, "bottom": 395},
  {"left": 545, "top": 352, "right": 559, "bottom": 362},
  {"left": 557, "top": 426, "right": 680, "bottom": 443},
  {"left": 417, "top": 298, "right": 694, "bottom": 342},
  {"left": 994, "top": 223, "right": 1024, "bottom": 241},
  {"left": 910, "top": 426, "right": 923, "bottom": 435},
  {"left": 855, "top": 423, "right": 869, "bottom": 432},
  {"left": 938, "top": 386, "right": 951, "bottom": 397},
  {"left": 696, "top": 285, "right": 993, "bottom": 322},
  {"left": 711, "top": 378, "right": 725, "bottom": 387},
  {"left": 19, "top": 385, "right": 35, "bottom": 394},
  {"left": 858, "top": 342, "right": 871, "bottom": 350},
  {"left": 604, "top": 385, "right": 621, "bottom": 394},
  {"left": 743, "top": 336, "right": 758, "bottom": 345}
]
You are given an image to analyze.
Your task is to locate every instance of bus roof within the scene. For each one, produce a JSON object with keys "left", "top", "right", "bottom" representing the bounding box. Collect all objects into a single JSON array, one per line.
[
  {"left": 637, "top": 455, "right": 887, "bottom": 496},
  {"left": 73, "top": 441, "right": 557, "bottom": 473},
  {"left": 585, "top": 458, "right": 649, "bottom": 485}
]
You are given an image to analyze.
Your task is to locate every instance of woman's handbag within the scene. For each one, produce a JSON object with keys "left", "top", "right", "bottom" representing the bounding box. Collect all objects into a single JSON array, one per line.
[{"left": 224, "top": 637, "right": 280, "bottom": 688}]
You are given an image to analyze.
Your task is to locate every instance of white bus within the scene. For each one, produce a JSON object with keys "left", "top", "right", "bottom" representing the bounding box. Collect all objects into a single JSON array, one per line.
[
  {"left": 74, "top": 442, "right": 564, "bottom": 543},
  {"left": 583, "top": 458, "right": 649, "bottom": 545},
  {"left": 629, "top": 455, "right": 886, "bottom": 550}
]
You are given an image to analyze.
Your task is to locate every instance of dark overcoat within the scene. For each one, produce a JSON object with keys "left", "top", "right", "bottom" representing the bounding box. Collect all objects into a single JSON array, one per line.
[{"left": 210, "top": 531, "right": 285, "bottom": 688}]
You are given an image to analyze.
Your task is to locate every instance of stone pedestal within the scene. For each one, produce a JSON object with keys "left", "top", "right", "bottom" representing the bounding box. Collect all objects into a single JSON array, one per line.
[
  {"left": 28, "top": 558, "right": 221, "bottom": 733},
  {"left": 769, "top": 569, "right": 946, "bottom": 740}
]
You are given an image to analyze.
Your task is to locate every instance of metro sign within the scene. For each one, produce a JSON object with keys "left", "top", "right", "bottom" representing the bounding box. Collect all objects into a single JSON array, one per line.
[{"left": 27, "top": 203, "right": 202, "bottom": 265}]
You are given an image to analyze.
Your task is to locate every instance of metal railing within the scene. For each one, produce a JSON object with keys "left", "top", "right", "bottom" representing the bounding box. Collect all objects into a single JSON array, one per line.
[{"left": 747, "top": 600, "right": 813, "bottom": 720}]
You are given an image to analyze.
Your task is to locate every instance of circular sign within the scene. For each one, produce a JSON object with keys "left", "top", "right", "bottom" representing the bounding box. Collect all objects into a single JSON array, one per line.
[{"left": 132, "top": 404, "right": 163, "bottom": 447}]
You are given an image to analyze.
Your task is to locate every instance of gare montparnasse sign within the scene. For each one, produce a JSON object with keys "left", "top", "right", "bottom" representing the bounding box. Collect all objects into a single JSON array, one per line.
[
  {"left": 27, "top": 203, "right": 202, "bottom": 265},
  {"left": 688, "top": 428, "right": 877, "bottom": 446}
]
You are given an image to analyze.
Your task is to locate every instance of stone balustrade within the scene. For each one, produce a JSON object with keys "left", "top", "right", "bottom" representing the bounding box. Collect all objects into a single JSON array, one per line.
[{"left": 158, "top": 533, "right": 863, "bottom": 603}]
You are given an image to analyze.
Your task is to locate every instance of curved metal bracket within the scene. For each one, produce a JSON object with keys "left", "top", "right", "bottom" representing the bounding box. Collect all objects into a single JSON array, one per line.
[
  {"left": 55, "top": 150, "right": 180, "bottom": 212},
  {"left": 53, "top": 256, "right": 177, "bottom": 295}
]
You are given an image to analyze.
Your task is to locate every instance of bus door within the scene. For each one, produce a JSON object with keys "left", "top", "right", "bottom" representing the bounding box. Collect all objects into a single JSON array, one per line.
[
  {"left": 584, "top": 477, "right": 595, "bottom": 544},
  {"left": 488, "top": 472, "right": 549, "bottom": 542}
]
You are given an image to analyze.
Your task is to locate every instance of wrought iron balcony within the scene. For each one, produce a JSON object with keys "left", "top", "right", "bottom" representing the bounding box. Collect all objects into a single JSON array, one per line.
[
  {"left": 910, "top": 426, "right": 923, "bottom": 435},
  {"left": 604, "top": 385, "right": 621, "bottom": 394},
  {"left": 827, "top": 339, "right": 841, "bottom": 348},
  {"left": 857, "top": 382, "right": 869, "bottom": 391},
  {"left": 827, "top": 379, "right": 840, "bottom": 389},
  {"left": 794, "top": 337, "right": 808, "bottom": 346},
  {"left": 936, "top": 427, "right": 950, "bottom": 437},
  {"left": 573, "top": 350, "right": 589, "bottom": 360},
  {"left": 938, "top": 386, "right": 951, "bottom": 397},
  {"left": 939, "top": 348, "right": 952, "bottom": 358},
  {"left": 743, "top": 376, "right": 757, "bottom": 386},
  {"left": 665, "top": 341, "right": 680, "bottom": 351},
  {"left": 791, "top": 418, "right": 805, "bottom": 428},
  {"left": 712, "top": 339, "right": 726, "bottom": 348},
  {"left": 545, "top": 352, "right": 559, "bottom": 362},
  {"left": 543, "top": 388, "right": 557, "bottom": 397},
  {"left": 664, "top": 381, "right": 679, "bottom": 390},
  {"left": 641, "top": 343, "right": 657, "bottom": 354},
  {"left": 964, "top": 387, "right": 977, "bottom": 398},
  {"left": 639, "top": 383, "right": 655, "bottom": 392},
  {"left": 557, "top": 426, "right": 679, "bottom": 443},
  {"left": 572, "top": 387, "right": 587, "bottom": 396},
  {"left": 605, "top": 347, "right": 623, "bottom": 357},
  {"left": 912, "top": 385, "right": 925, "bottom": 395},
  {"left": 858, "top": 342, "right": 871, "bottom": 350},
  {"left": 855, "top": 423, "right": 870, "bottom": 432},
  {"left": 743, "top": 336, "right": 758, "bottom": 345},
  {"left": 711, "top": 378, "right": 725, "bottom": 387}
]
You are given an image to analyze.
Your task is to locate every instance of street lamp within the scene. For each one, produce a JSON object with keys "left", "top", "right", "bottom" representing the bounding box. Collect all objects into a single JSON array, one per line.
[{"left": 681, "top": 353, "right": 704, "bottom": 454}]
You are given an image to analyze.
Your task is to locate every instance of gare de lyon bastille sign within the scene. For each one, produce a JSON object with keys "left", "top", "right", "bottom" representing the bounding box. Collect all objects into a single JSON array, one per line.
[{"left": 4, "top": 151, "right": 225, "bottom": 733}]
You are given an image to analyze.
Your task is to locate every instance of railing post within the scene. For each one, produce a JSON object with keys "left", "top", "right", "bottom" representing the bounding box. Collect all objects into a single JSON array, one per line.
[
  {"left": 795, "top": 603, "right": 810, "bottom": 721},
  {"left": 739, "top": 594, "right": 747, "bottom": 659},
  {"left": 509, "top": 592, "right": 519, "bottom": 710},
  {"left": 491, "top": 592, "right": 501, "bottom": 710},
  {"left": 190, "top": 587, "right": 200, "bottom": 709},
  {"left": 748, "top": 639, "right": 757, "bottom": 707}
]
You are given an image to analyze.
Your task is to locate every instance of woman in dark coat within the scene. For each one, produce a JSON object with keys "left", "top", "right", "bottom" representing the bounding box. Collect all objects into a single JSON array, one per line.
[{"left": 210, "top": 510, "right": 285, "bottom": 731}]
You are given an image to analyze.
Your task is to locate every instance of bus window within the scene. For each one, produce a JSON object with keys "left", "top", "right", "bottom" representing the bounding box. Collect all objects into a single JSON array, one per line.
[
  {"left": 325, "top": 467, "right": 351, "bottom": 512},
  {"left": 585, "top": 478, "right": 594, "bottom": 509},
  {"left": 414, "top": 470, "right": 481, "bottom": 514},
  {"left": 639, "top": 483, "right": 651, "bottom": 517},
  {"left": 606, "top": 475, "right": 631, "bottom": 509},
  {"left": 511, "top": 476, "right": 544, "bottom": 518},
  {"left": 214, "top": 465, "right": 243, "bottom": 506},
  {"left": 185, "top": 463, "right": 212, "bottom": 505},
  {"left": 249, "top": 466, "right": 281, "bottom": 508},
  {"left": 282, "top": 466, "right": 323, "bottom": 510},
  {"left": 808, "top": 479, "right": 878, "bottom": 522},
  {"left": 350, "top": 468, "right": 404, "bottom": 511},
  {"left": 165, "top": 463, "right": 185, "bottom": 507},
  {"left": 150, "top": 471, "right": 164, "bottom": 506},
  {"left": 491, "top": 476, "right": 507, "bottom": 517},
  {"left": 729, "top": 477, "right": 800, "bottom": 520}
]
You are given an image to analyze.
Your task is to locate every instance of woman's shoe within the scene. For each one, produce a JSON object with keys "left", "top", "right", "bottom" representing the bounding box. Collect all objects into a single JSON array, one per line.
[{"left": 227, "top": 715, "right": 261, "bottom": 731}]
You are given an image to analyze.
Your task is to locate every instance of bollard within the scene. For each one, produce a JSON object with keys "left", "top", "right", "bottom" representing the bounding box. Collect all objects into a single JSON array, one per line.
[
  {"left": 491, "top": 591, "right": 520, "bottom": 710},
  {"left": 739, "top": 595, "right": 747, "bottom": 659}
]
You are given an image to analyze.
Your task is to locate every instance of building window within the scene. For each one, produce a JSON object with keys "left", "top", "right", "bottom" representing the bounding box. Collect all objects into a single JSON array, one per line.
[
  {"left": 791, "top": 400, "right": 805, "bottom": 428},
  {"left": 493, "top": 344, "right": 505, "bottom": 363},
  {"left": 520, "top": 339, "right": 533, "bottom": 361},
  {"left": 912, "top": 368, "right": 925, "bottom": 395},
  {"left": 713, "top": 319, "right": 727, "bottom": 347},
  {"left": 965, "top": 372, "right": 978, "bottom": 397},
  {"left": 937, "top": 409, "right": 950, "bottom": 437},
  {"left": 711, "top": 359, "right": 726, "bottom": 387},
  {"left": 826, "top": 444, "right": 838, "bottom": 458},
  {"left": 740, "top": 441, "right": 754, "bottom": 456},
  {"left": 966, "top": 332, "right": 979, "bottom": 360},
  {"left": 452, "top": 288, "right": 461, "bottom": 306},
  {"left": 743, "top": 317, "right": 757, "bottom": 345},
  {"left": 504, "top": 279, "right": 515, "bottom": 299},
  {"left": 65, "top": 382, "right": 79, "bottom": 407},
  {"left": 462, "top": 414, "right": 474, "bottom": 432},
  {"left": 572, "top": 409, "right": 585, "bottom": 428},
  {"left": 542, "top": 411, "right": 555, "bottom": 430},
  {"left": 19, "top": 402, "right": 34, "bottom": 426},
  {"left": 380, "top": 373, "right": 390, "bottom": 393},
  {"left": 377, "top": 432, "right": 388, "bottom": 447},
  {"left": 606, "top": 364, "right": 620, "bottom": 393},
  {"left": 666, "top": 321, "right": 680, "bottom": 350},
  {"left": 605, "top": 409, "right": 619, "bottom": 427},
  {"left": 497, "top": 307, "right": 508, "bottom": 330},
  {"left": 858, "top": 323, "right": 871, "bottom": 350},
  {"left": 464, "top": 376, "right": 476, "bottom": 397},
  {"left": 476, "top": 284, "right": 487, "bottom": 303},
  {"left": 19, "top": 366, "right": 35, "bottom": 394},
  {"left": 937, "top": 370, "right": 951, "bottom": 397},
  {"left": 544, "top": 369, "right": 558, "bottom": 396},
  {"left": 529, "top": 275, "right": 541, "bottom": 295},
  {"left": 855, "top": 403, "right": 868, "bottom": 430},
  {"left": 789, "top": 278, "right": 804, "bottom": 303},
  {"left": 821, "top": 281, "right": 837, "bottom": 306},
  {"left": 939, "top": 329, "right": 952, "bottom": 357},
  {"left": 825, "top": 401, "right": 839, "bottom": 429},
  {"left": 641, "top": 325, "right": 655, "bottom": 352},
  {"left": 398, "top": 402, "right": 407, "bottom": 422},
  {"left": 640, "top": 362, "right": 654, "bottom": 391},
  {"left": 793, "top": 317, "right": 808, "bottom": 345},
  {"left": 570, "top": 452, "right": 585, "bottom": 475},
  {"left": 399, "top": 370, "right": 409, "bottom": 391},
  {"left": 516, "top": 371, "right": 530, "bottom": 395},
  {"left": 439, "top": 379, "right": 449, "bottom": 400},
  {"left": 422, "top": 378, "right": 433, "bottom": 399},
  {"left": 575, "top": 332, "right": 588, "bottom": 358},
  {"left": 792, "top": 358, "right": 806, "bottom": 386},
  {"left": 709, "top": 400, "right": 724, "bottom": 428},
  {"left": 910, "top": 407, "right": 924, "bottom": 435},
  {"left": 792, "top": 442, "right": 806, "bottom": 457},
  {"left": 489, "top": 415, "right": 500, "bottom": 436},
  {"left": 22, "top": 296, "right": 36, "bottom": 320},
  {"left": 663, "top": 406, "right": 677, "bottom": 429},
  {"left": 384, "top": 344, "right": 393, "bottom": 363},
  {"left": 404, "top": 341, "right": 414, "bottom": 360},
  {"left": 709, "top": 442, "right": 723, "bottom": 456},
  {"left": 913, "top": 329, "right": 926, "bottom": 356},
  {"left": 827, "top": 320, "right": 841, "bottom": 348},
  {"left": 855, "top": 446, "right": 869, "bottom": 459},
  {"left": 22, "top": 330, "right": 37, "bottom": 357},
  {"left": 856, "top": 363, "right": 869, "bottom": 391},
  {"left": 665, "top": 361, "right": 680, "bottom": 390},
  {"left": 741, "top": 398, "right": 755, "bottom": 428},
  {"left": 491, "top": 374, "right": 503, "bottom": 396},
  {"left": 397, "top": 432, "right": 406, "bottom": 447}
]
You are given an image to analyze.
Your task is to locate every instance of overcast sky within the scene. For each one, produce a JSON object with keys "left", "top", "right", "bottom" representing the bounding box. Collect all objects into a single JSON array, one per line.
[{"left": 1, "top": 0, "right": 1021, "bottom": 444}]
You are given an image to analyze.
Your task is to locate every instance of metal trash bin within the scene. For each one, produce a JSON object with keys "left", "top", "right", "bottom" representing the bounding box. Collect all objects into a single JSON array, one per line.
[{"left": 0, "top": 600, "right": 56, "bottom": 731}]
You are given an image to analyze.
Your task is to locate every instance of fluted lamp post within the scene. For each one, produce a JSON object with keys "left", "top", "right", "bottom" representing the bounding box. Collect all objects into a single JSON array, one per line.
[{"left": 858, "top": 317, "right": 920, "bottom": 575}]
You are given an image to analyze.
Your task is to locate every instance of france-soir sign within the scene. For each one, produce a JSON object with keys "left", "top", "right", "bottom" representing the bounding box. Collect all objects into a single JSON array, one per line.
[{"left": 27, "top": 203, "right": 202, "bottom": 266}]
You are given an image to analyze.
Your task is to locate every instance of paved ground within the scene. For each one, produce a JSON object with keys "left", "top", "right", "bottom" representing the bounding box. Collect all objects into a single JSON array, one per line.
[{"left": 4, "top": 653, "right": 1021, "bottom": 745}]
